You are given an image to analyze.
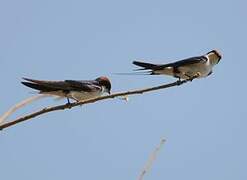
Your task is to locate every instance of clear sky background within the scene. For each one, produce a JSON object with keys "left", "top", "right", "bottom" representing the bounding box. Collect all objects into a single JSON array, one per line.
[{"left": 0, "top": 0, "right": 246, "bottom": 179}]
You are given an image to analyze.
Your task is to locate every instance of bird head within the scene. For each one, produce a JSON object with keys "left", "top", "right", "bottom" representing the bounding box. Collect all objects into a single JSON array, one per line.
[
  {"left": 206, "top": 50, "right": 222, "bottom": 65},
  {"left": 95, "top": 76, "right": 111, "bottom": 94}
]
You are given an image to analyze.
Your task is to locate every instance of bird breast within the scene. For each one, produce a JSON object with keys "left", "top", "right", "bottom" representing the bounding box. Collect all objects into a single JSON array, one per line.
[
  {"left": 67, "top": 91, "right": 102, "bottom": 101},
  {"left": 178, "top": 61, "right": 212, "bottom": 78}
]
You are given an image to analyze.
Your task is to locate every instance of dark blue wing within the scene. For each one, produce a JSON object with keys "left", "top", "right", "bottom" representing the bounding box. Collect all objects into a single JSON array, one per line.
[
  {"left": 22, "top": 78, "right": 101, "bottom": 92},
  {"left": 152, "top": 56, "right": 207, "bottom": 70},
  {"left": 64, "top": 80, "right": 101, "bottom": 92}
]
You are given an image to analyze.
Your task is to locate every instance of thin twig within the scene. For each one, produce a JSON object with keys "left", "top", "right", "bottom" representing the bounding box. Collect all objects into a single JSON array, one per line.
[
  {"left": 138, "top": 138, "right": 166, "bottom": 180},
  {"left": 0, "top": 80, "right": 188, "bottom": 130},
  {"left": 0, "top": 94, "right": 49, "bottom": 124}
]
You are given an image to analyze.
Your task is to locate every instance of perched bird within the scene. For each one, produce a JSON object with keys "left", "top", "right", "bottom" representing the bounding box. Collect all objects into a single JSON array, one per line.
[
  {"left": 133, "top": 50, "right": 221, "bottom": 81},
  {"left": 21, "top": 76, "right": 111, "bottom": 103}
]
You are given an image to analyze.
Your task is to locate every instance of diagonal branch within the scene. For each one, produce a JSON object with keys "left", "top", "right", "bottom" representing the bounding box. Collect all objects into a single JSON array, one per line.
[
  {"left": 0, "top": 94, "right": 49, "bottom": 124},
  {"left": 0, "top": 80, "right": 188, "bottom": 130},
  {"left": 138, "top": 138, "right": 166, "bottom": 180}
]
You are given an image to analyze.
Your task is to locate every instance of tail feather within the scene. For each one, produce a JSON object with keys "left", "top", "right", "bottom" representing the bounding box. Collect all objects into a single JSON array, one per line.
[
  {"left": 132, "top": 61, "right": 158, "bottom": 70},
  {"left": 21, "top": 82, "right": 56, "bottom": 92},
  {"left": 22, "top": 77, "right": 53, "bottom": 84},
  {"left": 114, "top": 71, "right": 152, "bottom": 75}
]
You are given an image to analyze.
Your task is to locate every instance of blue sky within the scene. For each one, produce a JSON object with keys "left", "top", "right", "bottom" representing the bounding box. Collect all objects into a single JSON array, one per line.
[{"left": 0, "top": 0, "right": 246, "bottom": 179}]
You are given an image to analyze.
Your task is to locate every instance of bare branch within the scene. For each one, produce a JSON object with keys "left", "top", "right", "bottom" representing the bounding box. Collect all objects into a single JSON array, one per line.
[
  {"left": 0, "top": 95, "right": 49, "bottom": 124},
  {"left": 138, "top": 138, "right": 166, "bottom": 180},
  {"left": 0, "top": 80, "right": 188, "bottom": 130}
]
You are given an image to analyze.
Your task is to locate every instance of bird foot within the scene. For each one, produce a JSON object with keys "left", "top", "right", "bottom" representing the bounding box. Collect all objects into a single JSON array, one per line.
[
  {"left": 185, "top": 73, "right": 200, "bottom": 82},
  {"left": 66, "top": 98, "right": 73, "bottom": 109},
  {"left": 189, "top": 77, "right": 195, "bottom": 82},
  {"left": 66, "top": 102, "right": 72, "bottom": 109},
  {"left": 176, "top": 79, "right": 183, "bottom": 85}
]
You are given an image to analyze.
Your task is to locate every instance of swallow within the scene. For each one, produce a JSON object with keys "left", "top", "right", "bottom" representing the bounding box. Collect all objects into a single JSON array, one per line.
[
  {"left": 21, "top": 76, "right": 111, "bottom": 103},
  {"left": 133, "top": 50, "right": 221, "bottom": 81}
]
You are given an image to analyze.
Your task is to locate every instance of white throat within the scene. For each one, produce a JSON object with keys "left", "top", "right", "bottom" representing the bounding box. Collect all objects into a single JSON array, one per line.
[{"left": 206, "top": 53, "right": 219, "bottom": 66}]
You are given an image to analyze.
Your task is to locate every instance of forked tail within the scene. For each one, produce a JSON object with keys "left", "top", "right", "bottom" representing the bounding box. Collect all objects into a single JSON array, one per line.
[{"left": 132, "top": 61, "right": 158, "bottom": 70}]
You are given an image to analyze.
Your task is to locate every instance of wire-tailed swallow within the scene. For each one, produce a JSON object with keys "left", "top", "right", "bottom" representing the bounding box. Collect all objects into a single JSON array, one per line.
[
  {"left": 21, "top": 76, "right": 111, "bottom": 103},
  {"left": 133, "top": 50, "right": 222, "bottom": 81}
]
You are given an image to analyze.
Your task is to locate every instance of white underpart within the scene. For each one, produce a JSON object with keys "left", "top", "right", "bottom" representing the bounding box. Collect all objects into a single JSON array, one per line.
[
  {"left": 155, "top": 67, "right": 174, "bottom": 76},
  {"left": 42, "top": 86, "right": 105, "bottom": 101},
  {"left": 177, "top": 58, "right": 213, "bottom": 79},
  {"left": 155, "top": 57, "right": 215, "bottom": 80},
  {"left": 68, "top": 90, "right": 103, "bottom": 101}
]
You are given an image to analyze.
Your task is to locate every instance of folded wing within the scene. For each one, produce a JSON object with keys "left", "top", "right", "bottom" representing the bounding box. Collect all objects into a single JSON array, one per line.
[
  {"left": 22, "top": 78, "right": 101, "bottom": 92},
  {"left": 133, "top": 56, "right": 206, "bottom": 71}
]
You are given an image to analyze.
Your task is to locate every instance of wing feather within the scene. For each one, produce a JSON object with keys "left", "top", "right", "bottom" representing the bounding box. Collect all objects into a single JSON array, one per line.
[
  {"left": 133, "top": 56, "right": 207, "bottom": 71},
  {"left": 151, "top": 56, "right": 207, "bottom": 70},
  {"left": 22, "top": 78, "right": 101, "bottom": 92}
]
